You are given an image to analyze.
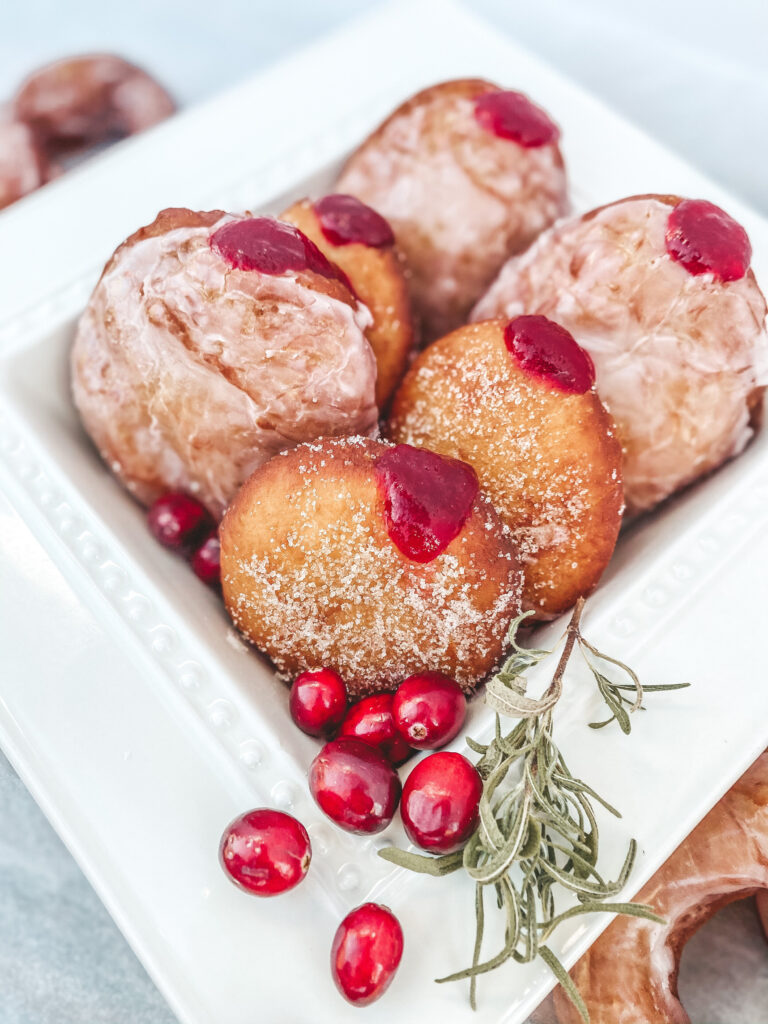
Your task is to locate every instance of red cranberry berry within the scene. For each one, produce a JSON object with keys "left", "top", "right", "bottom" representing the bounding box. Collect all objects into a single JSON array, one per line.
[
  {"left": 474, "top": 90, "right": 560, "bottom": 148},
  {"left": 210, "top": 216, "right": 352, "bottom": 291},
  {"left": 331, "top": 902, "right": 404, "bottom": 1006},
  {"left": 191, "top": 529, "right": 221, "bottom": 587},
  {"left": 375, "top": 444, "right": 479, "bottom": 563},
  {"left": 147, "top": 492, "right": 214, "bottom": 553},
  {"left": 401, "top": 751, "right": 482, "bottom": 853},
  {"left": 665, "top": 198, "right": 751, "bottom": 282},
  {"left": 309, "top": 738, "right": 401, "bottom": 835},
  {"left": 314, "top": 194, "right": 395, "bottom": 248},
  {"left": 393, "top": 672, "right": 466, "bottom": 750},
  {"left": 219, "top": 808, "right": 311, "bottom": 896},
  {"left": 290, "top": 668, "right": 348, "bottom": 738},
  {"left": 338, "top": 694, "right": 412, "bottom": 766},
  {"left": 504, "top": 315, "right": 595, "bottom": 395}
]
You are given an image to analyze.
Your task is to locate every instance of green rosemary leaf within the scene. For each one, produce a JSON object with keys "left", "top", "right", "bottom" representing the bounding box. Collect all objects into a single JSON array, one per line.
[
  {"left": 385, "top": 598, "right": 683, "bottom": 1013},
  {"left": 539, "top": 946, "right": 590, "bottom": 1024},
  {"left": 377, "top": 847, "right": 463, "bottom": 876}
]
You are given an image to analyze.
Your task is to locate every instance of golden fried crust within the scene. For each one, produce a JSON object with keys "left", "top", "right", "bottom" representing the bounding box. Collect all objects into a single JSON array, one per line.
[
  {"left": 220, "top": 436, "right": 523, "bottom": 696},
  {"left": 387, "top": 320, "right": 624, "bottom": 619},
  {"left": 280, "top": 198, "right": 415, "bottom": 408}
]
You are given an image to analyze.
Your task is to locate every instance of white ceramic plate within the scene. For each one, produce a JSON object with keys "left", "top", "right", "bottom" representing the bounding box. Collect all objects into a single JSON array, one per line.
[{"left": 2, "top": 2, "right": 768, "bottom": 1022}]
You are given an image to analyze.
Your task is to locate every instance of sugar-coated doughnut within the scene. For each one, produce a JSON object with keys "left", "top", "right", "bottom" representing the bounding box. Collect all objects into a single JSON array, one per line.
[
  {"left": 72, "top": 209, "right": 378, "bottom": 517},
  {"left": 336, "top": 79, "right": 567, "bottom": 340},
  {"left": 13, "top": 54, "right": 174, "bottom": 151},
  {"left": 220, "top": 437, "right": 523, "bottom": 695},
  {"left": 280, "top": 194, "right": 415, "bottom": 407},
  {"left": 473, "top": 195, "right": 768, "bottom": 516},
  {"left": 387, "top": 317, "right": 623, "bottom": 618},
  {"left": 550, "top": 750, "right": 768, "bottom": 1024}
]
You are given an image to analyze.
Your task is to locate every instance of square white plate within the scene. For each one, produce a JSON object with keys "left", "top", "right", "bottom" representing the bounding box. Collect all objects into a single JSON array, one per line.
[{"left": 2, "top": 2, "right": 768, "bottom": 1022}]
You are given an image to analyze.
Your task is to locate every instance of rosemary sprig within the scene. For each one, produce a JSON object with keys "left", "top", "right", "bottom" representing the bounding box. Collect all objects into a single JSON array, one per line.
[{"left": 380, "top": 599, "right": 687, "bottom": 1021}]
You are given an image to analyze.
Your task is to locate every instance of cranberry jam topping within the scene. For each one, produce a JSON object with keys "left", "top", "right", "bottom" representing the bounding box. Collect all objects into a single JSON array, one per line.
[
  {"left": 504, "top": 315, "right": 595, "bottom": 395},
  {"left": 314, "top": 194, "right": 395, "bottom": 248},
  {"left": 375, "top": 444, "right": 479, "bottom": 563},
  {"left": 665, "top": 199, "right": 751, "bottom": 282},
  {"left": 474, "top": 90, "right": 560, "bottom": 148},
  {"left": 210, "top": 216, "right": 349, "bottom": 285}
]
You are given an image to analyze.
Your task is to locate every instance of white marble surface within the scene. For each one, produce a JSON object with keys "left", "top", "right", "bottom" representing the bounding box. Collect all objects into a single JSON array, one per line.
[{"left": 1, "top": 1, "right": 767, "bottom": 1021}]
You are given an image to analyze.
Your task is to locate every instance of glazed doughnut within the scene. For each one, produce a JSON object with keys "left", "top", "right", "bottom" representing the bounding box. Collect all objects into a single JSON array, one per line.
[
  {"left": 220, "top": 436, "right": 522, "bottom": 696},
  {"left": 548, "top": 750, "right": 768, "bottom": 1024},
  {"left": 387, "top": 317, "right": 623, "bottom": 618},
  {"left": 0, "top": 113, "right": 48, "bottom": 210},
  {"left": 473, "top": 194, "right": 768, "bottom": 516},
  {"left": 72, "top": 209, "right": 378, "bottom": 518},
  {"left": 13, "top": 54, "right": 174, "bottom": 151},
  {"left": 280, "top": 194, "right": 415, "bottom": 407},
  {"left": 336, "top": 79, "right": 567, "bottom": 340}
]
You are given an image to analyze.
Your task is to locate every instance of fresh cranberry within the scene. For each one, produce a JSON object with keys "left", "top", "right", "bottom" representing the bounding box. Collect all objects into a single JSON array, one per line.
[
  {"left": 392, "top": 672, "right": 466, "bottom": 750},
  {"left": 219, "top": 808, "right": 311, "bottom": 896},
  {"left": 147, "top": 492, "right": 214, "bottom": 553},
  {"left": 665, "top": 198, "right": 751, "bottom": 282},
  {"left": 338, "top": 695, "right": 412, "bottom": 766},
  {"left": 290, "top": 668, "right": 348, "bottom": 738},
  {"left": 331, "top": 902, "right": 404, "bottom": 1006},
  {"left": 210, "top": 216, "right": 350, "bottom": 288},
  {"left": 504, "top": 315, "right": 595, "bottom": 395},
  {"left": 401, "top": 751, "right": 482, "bottom": 853},
  {"left": 314, "top": 194, "right": 395, "bottom": 248},
  {"left": 474, "top": 90, "right": 560, "bottom": 147},
  {"left": 191, "top": 529, "right": 220, "bottom": 586},
  {"left": 309, "top": 738, "right": 401, "bottom": 835},
  {"left": 375, "top": 444, "right": 478, "bottom": 563}
]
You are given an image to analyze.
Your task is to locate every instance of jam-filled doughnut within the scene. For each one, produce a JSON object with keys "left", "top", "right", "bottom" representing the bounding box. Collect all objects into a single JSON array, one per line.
[
  {"left": 0, "top": 114, "right": 48, "bottom": 210},
  {"left": 550, "top": 750, "right": 768, "bottom": 1024},
  {"left": 72, "top": 209, "right": 378, "bottom": 518},
  {"left": 336, "top": 79, "right": 567, "bottom": 340},
  {"left": 387, "top": 317, "right": 623, "bottom": 618},
  {"left": 473, "top": 195, "right": 768, "bottom": 516},
  {"left": 280, "top": 194, "right": 415, "bottom": 408},
  {"left": 13, "top": 54, "right": 174, "bottom": 152},
  {"left": 220, "top": 437, "right": 522, "bottom": 695}
]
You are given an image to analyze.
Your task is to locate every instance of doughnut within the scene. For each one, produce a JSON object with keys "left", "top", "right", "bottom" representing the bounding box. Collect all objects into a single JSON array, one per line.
[
  {"left": 549, "top": 750, "right": 768, "bottom": 1024},
  {"left": 280, "top": 194, "right": 415, "bottom": 407},
  {"left": 71, "top": 209, "right": 378, "bottom": 518},
  {"left": 0, "top": 113, "right": 48, "bottom": 210},
  {"left": 336, "top": 79, "right": 567, "bottom": 340},
  {"left": 219, "top": 436, "right": 523, "bottom": 696},
  {"left": 758, "top": 891, "right": 768, "bottom": 939},
  {"left": 473, "top": 194, "right": 768, "bottom": 516},
  {"left": 13, "top": 54, "right": 175, "bottom": 152},
  {"left": 387, "top": 317, "right": 623, "bottom": 618}
]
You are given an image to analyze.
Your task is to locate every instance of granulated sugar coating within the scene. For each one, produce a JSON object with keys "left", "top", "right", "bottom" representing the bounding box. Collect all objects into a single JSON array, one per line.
[
  {"left": 387, "top": 320, "right": 623, "bottom": 619},
  {"left": 219, "top": 436, "right": 522, "bottom": 695},
  {"left": 473, "top": 195, "right": 768, "bottom": 516}
]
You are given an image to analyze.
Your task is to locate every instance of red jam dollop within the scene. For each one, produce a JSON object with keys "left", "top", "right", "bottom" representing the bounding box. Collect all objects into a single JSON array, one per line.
[
  {"left": 314, "top": 194, "right": 395, "bottom": 248},
  {"left": 210, "top": 216, "right": 349, "bottom": 285},
  {"left": 504, "top": 315, "right": 595, "bottom": 395},
  {"left": 474, "top": 90, "right": 560, "bottom": 148},
  {"left": 665, "top": 199, "right": 751, "bottom": 282},
  {"left": 375, "top": 444, "right": 478, "bottom": 563}
]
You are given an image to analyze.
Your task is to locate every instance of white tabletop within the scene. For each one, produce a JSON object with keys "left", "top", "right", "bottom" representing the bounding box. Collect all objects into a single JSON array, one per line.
[{"left": 1, "top": 1, "right": 767, "bottom": 1021}]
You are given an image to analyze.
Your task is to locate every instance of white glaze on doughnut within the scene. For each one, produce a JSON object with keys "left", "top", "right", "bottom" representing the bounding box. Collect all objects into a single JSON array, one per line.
[
  {"left": 337, "top": 80, "right": 567, "bottom": 340},
  {"left": 473, "top": 196, "right": 768, "bottom": 515},
  {"left": 72, "top": 210, "right": 378, "bottom": 517}
]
